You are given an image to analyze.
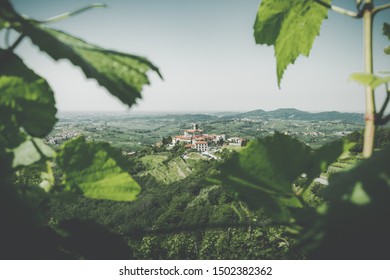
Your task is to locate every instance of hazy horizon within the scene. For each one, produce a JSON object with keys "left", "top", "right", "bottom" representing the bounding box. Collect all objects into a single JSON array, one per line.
[{"left": 56, "top": 107, "right": 365, "bottom": 115}]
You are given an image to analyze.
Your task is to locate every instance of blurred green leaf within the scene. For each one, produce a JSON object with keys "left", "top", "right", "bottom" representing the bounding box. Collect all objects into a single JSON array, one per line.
[
  {"left": 39, "top": 161, "right": 55, "bottom": 192},
  {"left": 0, "top": 148, "right": 14, "bottom": 177},
  {"left": 0, "top": 0, "right": 17, "bottom": 23},
  {"left": 306, "top": 139, "right": 354, "bottom": 181},
  {"left": 19, "top": 21, "right": 162, "bottom": 108},
  {"left": 58, "top": 219, "right": 132, "bottom": 259},
  {"left": 0, "top": 50, "right": 57, "bottom": 142},
  {"left": 12, "top": 138, "right": 55, "bottom": 168},
  {"left": 1, "top": 1, "right": 161, "bottom": 108},
  {"left": 325, "top": 147, "right": 390, "bottom": 203},
  {"left": 254, "top": 0, "right": 330, "bottom": 86},
  {"left": 57, "top": 137, "right": 141, "bottom": 201},
  {"left": 235, "top": 133, "right": 311, "bottom": 193},
  {"left": 383, "top": 22, "right": 390, "bottom": 54},
  {"left": 300, "top": 147, "right": 390, "bottom": 259},
  {"left": 349, "top": 72, "right": 390, "bottom": 89},
  {"left": 349, "top": 183, "right": 371, "bottom": 206},
  {"left": 0, "top": 109, "right": 26, "bottom": 150},
  {"left": 212, "top": 134, "right": 350, "bottom": 222},
  {"left": 211, "top": 133, "right": 311, "bottom": 221}
]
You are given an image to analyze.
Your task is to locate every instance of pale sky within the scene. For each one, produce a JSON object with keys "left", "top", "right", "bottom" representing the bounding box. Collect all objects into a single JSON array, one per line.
[{"left": 9, "top": 0, "right": 390, "bottom": 113}]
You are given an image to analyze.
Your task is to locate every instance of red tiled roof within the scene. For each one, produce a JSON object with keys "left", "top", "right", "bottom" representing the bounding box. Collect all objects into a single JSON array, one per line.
[
  {"left": 194, "top": 135, "right": 216, "bottom": 140},
  {"left": 185, "top": 129, "right": 203, "bottom": 133},
  {"left": 174, "top": 135, "right": 191, "bottom": 139},
  {"left": 195, "top": 141, "right": 208, "bottom": 145}
]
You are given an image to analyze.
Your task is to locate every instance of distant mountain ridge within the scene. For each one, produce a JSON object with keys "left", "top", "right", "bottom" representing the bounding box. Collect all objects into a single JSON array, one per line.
[
  {"left": 58, "top": 109, "right": 364, "bottom": 123},
  {"left": 229, "top": 108, "right": 364, "bottom": 123}
]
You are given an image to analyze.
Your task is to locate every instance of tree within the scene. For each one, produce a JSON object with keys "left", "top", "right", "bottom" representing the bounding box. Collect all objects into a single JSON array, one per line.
[{"left": 162, "top": 136, "right": 172, "bottom": 146}]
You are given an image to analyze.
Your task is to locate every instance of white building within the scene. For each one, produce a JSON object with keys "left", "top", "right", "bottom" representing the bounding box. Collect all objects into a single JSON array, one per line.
[
  {"left": 195, "top": 141, "right": 208, "bottom": 152},
  {"left": 227, "top": 137, "right": 246, "bottom": 146},
  {"left": 172, "top": 135, "right": 192, "bottom": 144}
]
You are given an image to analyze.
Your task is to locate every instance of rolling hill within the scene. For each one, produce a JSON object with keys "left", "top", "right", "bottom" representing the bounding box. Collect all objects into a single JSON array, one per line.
[{"left": 228, "top": 108, "right": 363, "bottom": 123}]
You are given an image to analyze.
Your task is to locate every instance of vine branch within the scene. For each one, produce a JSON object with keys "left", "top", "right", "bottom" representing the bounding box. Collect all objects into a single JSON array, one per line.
[
  {"left": 378, "top": 114, "right": 390, "bottom": 125},
  {"left": 356, "top": 0, "right": 363, "bottom": 10},
  {"left": 313, "top": 0, "right": 360, "bottom": 18},
  {"left": 7, "top": 33, "right": 25, "bottom": 52},
  {"left": 33, "top": 3, "right": 107, "bottom": 24},
  {"left": 5, "top": 28, "right": 11, "bottom": 48},
  {"left": 372, "top": 3, "right": 390, "bottom": 15},
  {"left": 362, "top": 0, "right": 376, "bottom": 158},
  {"left": 31, "top": 138, "right": 50, "bottom": 161}
]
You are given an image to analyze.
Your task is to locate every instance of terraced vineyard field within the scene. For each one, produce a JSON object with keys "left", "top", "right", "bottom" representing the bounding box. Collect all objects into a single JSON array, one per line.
[{"left": 139, "top": 154, "right": 193, "bottom": 184}]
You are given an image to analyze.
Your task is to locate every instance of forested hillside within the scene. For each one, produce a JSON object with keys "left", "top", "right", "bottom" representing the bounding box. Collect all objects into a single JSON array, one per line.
[{"left": 35, "top": 149, "right": 299, "bottom": 259}]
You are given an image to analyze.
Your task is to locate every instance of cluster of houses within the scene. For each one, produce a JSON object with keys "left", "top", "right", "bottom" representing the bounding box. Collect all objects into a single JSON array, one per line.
[
  {"left": 171, "top": 124, "right": 246, "bottom": 152},
  {"left": 45, "top": 131, "right": 80, "bottom": 146}
]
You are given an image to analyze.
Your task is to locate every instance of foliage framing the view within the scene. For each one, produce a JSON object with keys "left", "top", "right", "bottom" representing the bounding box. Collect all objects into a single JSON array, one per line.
[
  {"left": 210, "top": 133, "right": 352, "bottom": 221},
  {"left": 1, "top": 0, "right": 390, "bottom": 260},
  {"left": 57, "top": 137, "right": 141, "bottom": 201},
  {"left": 253, "top": 0, "right": 331, "bottom": 87},
  {"left": 0, "top": 0, "right": 163, "bottom": 259},
  {"left": 0, "top": 0, "right": 161, "bottom": 201},
  {"left": 211, "top": 0, "right": 390, "bottom": 258},
  {"left": 0, "top": 50, "right": 57, "bottom": 144},
  {"left": 254, "top": 0, "right": 390, "bottom": 158}
]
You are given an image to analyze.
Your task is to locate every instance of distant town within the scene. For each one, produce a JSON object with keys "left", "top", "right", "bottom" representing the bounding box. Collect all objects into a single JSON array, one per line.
[
  {"left": 170, "top": 123, "right": 246, "bottom": 152},
  {"left": 44, "top": 109, "right": 366, "bottom": 156}
]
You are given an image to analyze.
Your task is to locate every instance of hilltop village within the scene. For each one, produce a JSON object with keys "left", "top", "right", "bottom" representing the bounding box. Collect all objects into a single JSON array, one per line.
[{"left": 171, "top": 123, "right": 246, "bottom": 152}]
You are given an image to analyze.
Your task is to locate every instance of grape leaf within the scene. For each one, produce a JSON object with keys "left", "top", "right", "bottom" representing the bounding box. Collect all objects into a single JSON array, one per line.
[
  {"left": 12, "top": 138, "right": 55, "bottom": 168},
  {"left": 0, "top": 0, "right": 162, "bottom": 108},
  {"left": 210, "top": 133, "right": 311, "bottom": 221},
  {"left": 0, "top": 50, "right": 57, "bottom": 142},
  {"left": 383, "top": 22, "right": 390, "bottom": 54},
  {"left": 57, "top": 137, "right": 141, "bottom": 201},
  {"left": 303, "top": 147, "right": 390, "bottom": 259},
  {"left": 0, "top": 0, "right": 15, "bottom": 23},
  {"left": 349, "top": 72, "right": 390, "bottom": 89},
  {"left": 254, "top": 0, "right": 330, "bottom": 86},
  {"left": 0, "top": 109, "right": 25, "bottom": 149},
  {"left": 325, "top": 147, "right": 390, "bottom": 204},
  {"left": 0, "top": 148, "right": 13, "bottom": 177},
  {"left": 211, "top": 133, "right": 350, "bottom": 221},
  {"left": 19, "top": 21, "right": 162, "bottom": 108},
  {"left": 306, "top": 139, "right": 354, "bottom": 181}
]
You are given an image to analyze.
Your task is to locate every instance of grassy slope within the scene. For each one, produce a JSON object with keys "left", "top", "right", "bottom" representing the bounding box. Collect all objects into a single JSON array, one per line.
[{"left": 138, "top": 154, "right": 193, "bottom": 184}]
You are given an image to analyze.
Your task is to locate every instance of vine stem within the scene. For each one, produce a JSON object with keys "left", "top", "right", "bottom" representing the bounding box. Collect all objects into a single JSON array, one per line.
[
  {"left": 35, "top": 3, "right": 107, "bottom": 24},
  {"left": 313, "top": 0, "right": 360, "bottom": 18},
  {"left": 8, "top": 33, "right": 25, "bottom": 52},
  {"left": 362, "top": 0, "right": 376, "bottom": 158},
  {"left": 372, "top": 3, "right": 390, "bottom": 15},
  {"left": 378, "top": 84, "right": 389, "bottom": 120},
  {"left": 5, "top": 28, "right": 11, "bottom": 48}
]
